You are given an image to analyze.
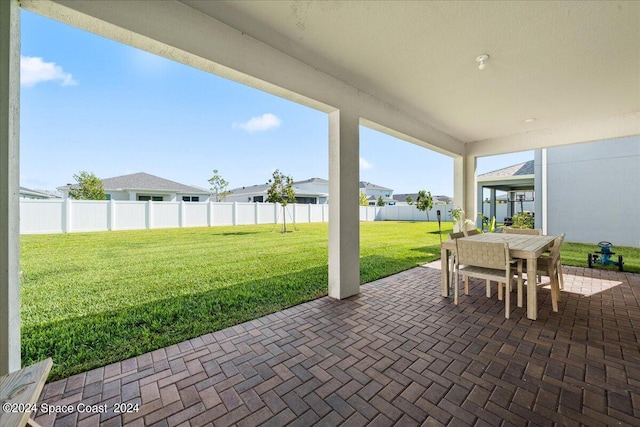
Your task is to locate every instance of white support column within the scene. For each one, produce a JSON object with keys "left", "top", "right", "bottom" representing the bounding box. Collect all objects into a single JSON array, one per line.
[
  {"left": 453, "top": 155, "right": 477, "bottom": 215},
  {"left": 328, "top": 110, "right": 360, "bottom": 299},
  {"left": 541, "top": 149, "right": 548, "bottom": 234},
  {"left": 0, "top": 0, "right": 20, "bottom": 375}
]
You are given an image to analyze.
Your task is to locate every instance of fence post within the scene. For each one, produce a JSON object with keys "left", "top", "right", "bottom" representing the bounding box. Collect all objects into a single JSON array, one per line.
[
  {"left": 274, "top": 203, "right": 278, "bottom": 224},
  {"left": 63, "top": 198, "right": 72, "bottom": 233},
  {"left": 255, "top": 202, "right": 259, "bottom": 224},
  {"left": 146, "top": 201, "right": 153, "bottom": 229},
  {"left": 208, "top": 201, "right": 213, "bottom": 226},
  {"left": 108, "top": 199, "right": 116, "bottom": 231},
  {"left": 179, "top": 201, "right": 185, "bottom": 228},
  {"left": 232, "top": 202, "right": 237, "bottom": 226}
]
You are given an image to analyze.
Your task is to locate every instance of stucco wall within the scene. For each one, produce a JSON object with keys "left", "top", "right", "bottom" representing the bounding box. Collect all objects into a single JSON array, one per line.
[{"left": 546, "top": 136, "right": 640, "bottom": 247}]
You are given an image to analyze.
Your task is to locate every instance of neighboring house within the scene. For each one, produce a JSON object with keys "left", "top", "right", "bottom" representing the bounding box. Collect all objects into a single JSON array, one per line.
[
  {"left": 57, "top": 172, "right": 211, "bottom": 202},
  {"left": 359, "top": 181, "right": 393, "bottom": 204},
  {"left": 392, "top": 193, "right": 452, "bottom": 206},
  {"left": 477, "top": 160, "right": 536, "bottom": 222},
  {"left": 537, "top": 135, "right": 639, "bottom": 248},
  {"left": 226, "top": 178, "right": 395, "bottom": 205},
  {"left": 19, "top": 187, "right": 61, "bottom": 199},
  {"left": 225, "top": 178, "right": 330, "bottom": 204},
  {"left": 478, "top": 135, "right": 639, "bottom": 247}
]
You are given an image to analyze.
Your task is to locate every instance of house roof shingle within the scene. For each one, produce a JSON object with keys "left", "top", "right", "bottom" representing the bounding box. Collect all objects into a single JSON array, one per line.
[
  {"left": 477, "top": 160, "right": 534, "bottom": 180},
  {"left": 230, "top": 178, "right": 393, "bottom": 196},
  {"left": 359, "top": 181, "right": 392, "bottom": 191},
  {"left": 59, "top": 172, "right": 209, "bottom": 194}
]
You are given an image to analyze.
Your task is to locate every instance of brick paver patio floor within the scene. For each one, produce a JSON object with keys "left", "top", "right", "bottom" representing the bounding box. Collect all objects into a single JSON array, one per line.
[{"left": 33, "top": 263, "right": 640, "bottom": 426}]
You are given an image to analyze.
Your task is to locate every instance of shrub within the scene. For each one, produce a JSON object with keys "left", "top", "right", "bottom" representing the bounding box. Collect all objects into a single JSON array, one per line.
[{"left": 512, "top": 212, "right": 534, "bottom": 229}]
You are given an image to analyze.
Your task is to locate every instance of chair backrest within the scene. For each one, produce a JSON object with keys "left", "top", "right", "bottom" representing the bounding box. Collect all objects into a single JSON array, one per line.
[
  {"left": 503, "top": 228, "right": 542, "bottom": 235},
  {"left": 448, "top": 232, "right": 465, "bottom": 240},
  {"left": 455, "top": 240, "right": 509, "bottom": 270},
  {"left": 464, "top": 229, "right": 481, "bottom": 237},
  {"left": 548, "top": 233, "right": 566, "bottom": 262}
]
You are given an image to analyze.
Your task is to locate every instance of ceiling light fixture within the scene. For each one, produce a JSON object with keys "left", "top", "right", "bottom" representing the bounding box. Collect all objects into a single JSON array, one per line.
[
  {"left": 524, "top": 118, "right": 536, "bottom": 123},
  {"left": 476, "top": 54, "right": 489, "bottom": 70}
]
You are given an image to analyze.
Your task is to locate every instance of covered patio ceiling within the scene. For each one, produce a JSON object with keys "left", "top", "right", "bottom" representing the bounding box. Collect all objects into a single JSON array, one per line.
[
  {"left": 21, "top": 0, "right": 640, "bottom": 157},
  {"left": 183, "top": 0, "right": 640, "bottom": 146}
]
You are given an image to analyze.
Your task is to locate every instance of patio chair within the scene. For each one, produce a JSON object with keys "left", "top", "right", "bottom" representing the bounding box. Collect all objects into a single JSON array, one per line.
[
  {"left": 0, "top": 357, "right": 52, "bottom": 427},
  {"left": 454, "top": 240, "right": 522, "bottom": 319},
  {"left": 521, "top": 233, "right": 565, "bottom": 312},
  {"left": 464, "top": 228, "right": 481, "bottom": 237},
  {"left": 447, "top": 232, "right": 465, "bottom": 291},
  {"left": 503, "top": 228, "right": 543, "bottom": 235},
  {"left": 448, "top": 231, "right": 493, "bottom": 298}
]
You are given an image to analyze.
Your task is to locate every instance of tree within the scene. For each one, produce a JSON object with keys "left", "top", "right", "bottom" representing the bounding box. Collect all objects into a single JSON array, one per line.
[
  {"left": 376, "top": 196, "right": 385, "bottom": 206},
  {"left": 68, "top": 171, "right": 106, "bottom": 200},
  {"left": 359, "top": 192, "right": 369, "bottom": 206},
  {"left": 208, "top": 169, "right": 231, "bottom": 202},
  {"left": 416, "top": 190, "right": 434, "bottom": 221},
  {"left": 266, "top": 169, "right": 296, "bottom": 232},
  {"left": 405, "top": 196, "right": 414, "bottom": 205}
]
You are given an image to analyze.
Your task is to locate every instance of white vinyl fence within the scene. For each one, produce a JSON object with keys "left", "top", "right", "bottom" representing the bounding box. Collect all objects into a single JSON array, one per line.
[{"left": 20, "top": 199, "right": 454, "bottom": 234}]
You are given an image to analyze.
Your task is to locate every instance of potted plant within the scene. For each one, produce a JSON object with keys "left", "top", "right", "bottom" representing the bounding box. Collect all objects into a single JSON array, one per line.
[{"left": 450, "top": 207, "right": 476, "bottom": 233}]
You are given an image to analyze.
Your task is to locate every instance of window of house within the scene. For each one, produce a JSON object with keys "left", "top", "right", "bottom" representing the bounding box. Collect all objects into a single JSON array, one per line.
[
  {"left": 294, "top": 197, "right": 317, "bottom": 204},
  {"left": 182, "top": 196, "right": 200, "bottom": 202},
  {"left": 253, "top": 196, "right": 264, "bottom": 202},
  {"left": 137, "top": 195, "right": 163, "bottom": 201}
]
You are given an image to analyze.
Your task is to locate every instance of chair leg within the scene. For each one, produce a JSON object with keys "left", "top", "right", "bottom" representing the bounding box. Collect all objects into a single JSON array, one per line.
[
  {"left": 557, "top": 260, "right": 565, "bottom": 290},
  {"left": 450, "top": 258, "right": 455, "bottom": 292},
  {"left": 504, "top": 281, "right": 510, "bottom": 319},
  {"left": 464, "top": 276, "right": 469, "bottom": 298},
  {"left": 549, "top": 270, "right": 559, "bottom": 312},
  {"left": 517, "top": 263, "right": 523, "bottom": 308},
  {"left": 553, "top": 270, "right": 562, "bottom": 303},
  {"left": 454, "top": 270, "right": 459, "bottom": 305},
  {"left": 497, "top": 281, "right": 503, "bottom": 301},
  {"left": 486, "top": 280, "right": 491, "bottom": 297}
]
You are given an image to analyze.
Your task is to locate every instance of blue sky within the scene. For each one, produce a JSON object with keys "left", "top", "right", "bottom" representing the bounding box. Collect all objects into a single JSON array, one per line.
[{"left": 20, "top": 10, "right": 532, "bottom": 196}]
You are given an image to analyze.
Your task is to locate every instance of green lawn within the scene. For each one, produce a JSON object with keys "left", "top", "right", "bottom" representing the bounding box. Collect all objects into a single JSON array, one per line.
[
  {"left": 20, "top": 221, "right": 446, "bottom": 380},
  {"left": 20, "top": 222, "right": 640, "bottom": 381}
]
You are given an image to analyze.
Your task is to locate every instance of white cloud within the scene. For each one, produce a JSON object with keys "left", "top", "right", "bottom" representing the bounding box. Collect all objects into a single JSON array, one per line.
[
  {"left": 234, "top": 113, "right": 281, "bottom": 132},
  {"left": 20, "top": 56, "right": 78, "bottom": 88},
  {"left": 359, "top": 157, "right": 373, "bottom": 170}
]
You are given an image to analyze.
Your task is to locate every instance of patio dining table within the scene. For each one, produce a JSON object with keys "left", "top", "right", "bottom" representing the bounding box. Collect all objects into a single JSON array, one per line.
[{"left": 441, "top": 232, "right": 557, "bottom": 320}]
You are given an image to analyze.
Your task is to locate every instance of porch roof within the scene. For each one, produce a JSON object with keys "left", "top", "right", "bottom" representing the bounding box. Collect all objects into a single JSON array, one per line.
[
  {"left": 478, "top": 160, "right": 535, "bottom": 192},
  {"left": 24, "top": 0, "right": 640, "bottom": 157}
]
